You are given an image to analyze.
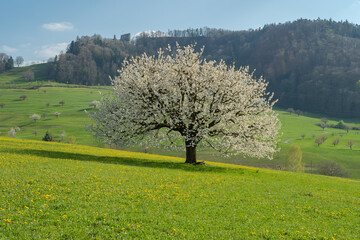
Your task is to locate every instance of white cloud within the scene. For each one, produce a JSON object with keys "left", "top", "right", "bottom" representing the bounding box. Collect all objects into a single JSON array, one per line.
[
  {"left": 42, "top": 22, "right": 74, "bottom": 31},
  {"left": 35, "top": 42, "right": 68, "bottom": 59},
  {"left": 2, "top": 45, "right": 18, "bottom": 53},
  {"left": 20, "top": 43, "right": 31, "bottom": 48}
]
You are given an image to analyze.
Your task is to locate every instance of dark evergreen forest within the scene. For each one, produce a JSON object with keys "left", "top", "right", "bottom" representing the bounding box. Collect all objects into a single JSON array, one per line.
[{"left": 47, "top": 19, "right": 360, "bottom": 117}]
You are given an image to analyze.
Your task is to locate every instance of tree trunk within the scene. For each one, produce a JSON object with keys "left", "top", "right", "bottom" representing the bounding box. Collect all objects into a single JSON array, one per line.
[{"left": 185, "top": 145, "right": 197, "bottom": 164}]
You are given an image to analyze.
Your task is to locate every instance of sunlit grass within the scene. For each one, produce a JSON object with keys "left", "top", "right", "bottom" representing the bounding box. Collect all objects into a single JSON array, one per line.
[{"left": 0, "top": 137, "right": 359, "bottom": 239}]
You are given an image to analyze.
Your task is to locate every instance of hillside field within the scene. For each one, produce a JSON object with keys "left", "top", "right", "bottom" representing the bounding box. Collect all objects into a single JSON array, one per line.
[
  {"left": 0, "top": 137, "right": 359, "bottom": 239},
  {"left": 1, "top": 65, "right": 360, "bottom": 179},
  {"left": 1, "top": 85, "right": 360, "bottom": 178}
]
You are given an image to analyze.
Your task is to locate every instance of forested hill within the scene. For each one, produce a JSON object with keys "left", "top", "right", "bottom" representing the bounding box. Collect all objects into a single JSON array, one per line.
[{"left": 47, "top": 19, "right": 360, "bottom": 117}]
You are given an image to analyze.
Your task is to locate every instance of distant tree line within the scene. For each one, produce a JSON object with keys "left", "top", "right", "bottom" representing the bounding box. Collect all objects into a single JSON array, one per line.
[
  {"left": 0, "top": 53, "right": 14, "bottom": 73},
  {"left": 47, "top": 19, "right": 360, "bottom": 117},
  {"left": 47, "top": 35, "right": 137, "bottom": 85}
]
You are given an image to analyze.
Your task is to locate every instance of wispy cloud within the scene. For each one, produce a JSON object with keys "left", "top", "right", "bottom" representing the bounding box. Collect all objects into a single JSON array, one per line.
[
  {"left": 20, "top": 43, "right": 31, "bottom": 48},
  {"left": 35, "top": 42, "right": 68, "bottom": 59},
  {"left": 42, "top": 22, "right": 74, "bottom": 31},
  {"left": 2, "top": 45, "right": 18, "bottom": 53}
]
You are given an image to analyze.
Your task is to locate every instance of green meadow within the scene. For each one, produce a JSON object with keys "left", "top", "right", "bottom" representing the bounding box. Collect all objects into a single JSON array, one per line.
[
  {"left": 0, "top": 137, "right": 359, "bottom": 239},
  {"left": 1, "top": 65, "right": 360, "bottom": 178},
  {"left": 0, "top": 86, "right": 107, "bottom": 145}
]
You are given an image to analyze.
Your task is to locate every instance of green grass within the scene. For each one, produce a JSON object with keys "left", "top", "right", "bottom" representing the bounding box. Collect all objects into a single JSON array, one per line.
[
  {"left": 0, "top": 137, "right": 359, "bottom": 239},
  {"left": 1, "top": 64, "right": 51, "bottom": 87},
  {"left": 0, "top": 87, "right": 109, "bottom": 145},
  {"left": 1, "top": 86, "right": 360, "bottom": 178},
  {"left": 1, "top": 65, "right": 360, "bottom": 179}
]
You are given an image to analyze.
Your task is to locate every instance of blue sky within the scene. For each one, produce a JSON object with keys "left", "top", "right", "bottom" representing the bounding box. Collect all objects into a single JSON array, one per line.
[{"left": 2, "top": 0, "right": 360, "bottom": 65}]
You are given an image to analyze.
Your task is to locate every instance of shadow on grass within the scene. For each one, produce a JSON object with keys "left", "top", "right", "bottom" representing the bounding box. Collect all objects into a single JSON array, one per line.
[{"left": 0, "top": 148, "right": 244, "bottom": 174}]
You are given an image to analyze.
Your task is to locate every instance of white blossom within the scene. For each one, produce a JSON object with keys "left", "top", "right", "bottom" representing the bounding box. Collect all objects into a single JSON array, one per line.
[{"left": 87, "top": 44, "right": 281, "bottom": 163}]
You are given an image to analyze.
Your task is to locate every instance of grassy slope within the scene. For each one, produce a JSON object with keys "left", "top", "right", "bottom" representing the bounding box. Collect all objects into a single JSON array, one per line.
[
  {"left": 0, "top": 137, "right": 359, "bottom": 239},
  {"left": 0, "top": 87, "right": 109, "bottom": 145},
  {"left": 1, "top": 65, "right": 360, "bottom": 178},
  {"left": 0, "top": 64, "right": 50, "bottom": 87}
]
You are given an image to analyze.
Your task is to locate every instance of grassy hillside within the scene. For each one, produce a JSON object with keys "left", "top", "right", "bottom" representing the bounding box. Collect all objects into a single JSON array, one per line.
[
  {"left": 0, "top": 64, "right": 50, "bottom": 87},
  {"left": 0, "top": 87, "right": 110, "bottom": 145},
  {"left": 1, "top": 86, "right": 360, "bottom": 178},
  {"left": 0, "top": 137, "right": 359, "bottom": 239},
  {"left": 1, "top": 65, "right": 360, "bottom": 178}
]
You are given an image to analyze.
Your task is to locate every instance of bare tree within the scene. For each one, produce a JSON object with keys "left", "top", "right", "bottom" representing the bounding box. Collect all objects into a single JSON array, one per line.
[
  {"left": 347, "top": 139, "right": 354, "bottom": 149},
  {"left": 345, "top": 125, "right": 351, "bottom": 133},
  {"left": 315, "top": 136, "right": 327, "bottom": 146},
  {"left": 332, "top": 138, "right": 339, "bottom": 147},
  {"left": 321, "top": 117, "right": 328, "bottom": 124},
  {"left": 15, "top": 56, "right": 24, "bottom": 67},
  {"left": 88, "top": 44, "right": 280, "bottom": 164}
]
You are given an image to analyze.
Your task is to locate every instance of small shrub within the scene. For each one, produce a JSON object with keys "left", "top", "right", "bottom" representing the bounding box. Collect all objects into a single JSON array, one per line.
[
  {"left": 68, "top": 136, "right": 76, "bottom": 144},
  {"left": 89, "top": 100, "right": 100, "bottom": 108},
  {"left": 8, "top": 128, "right": 16, "bottom": 138},
  {"left": 317, "top": 161, "right": 349, "bottom": 178},
  {"left": 59, "top": 100, "right": 65, "bottom": 106},
  {"left": 0, "top": 103, "right": 5, "bottom": 108},
  {"left": 33, "top": 130, "right": 38, "bottom": 136},
  {"left": 320, "top": 123, "right": 327, "bottom": 131},
  {"left": 42, "top": 131, "right": 53, "bottom": 142},
  {"left": 295, "top": 110, "right": 303, "bottom": 116},
  {"left": 46, "top": 102, "right": 50, "bottom": 107},
  {"left": 287, "top": 108, "right": 294, "bottom": 115},
  {"left": 20, "top": 94, "right": 28, "bottom": 100},
  {"left": 60, "top": 131, "right": 66, "bottom": 141}
]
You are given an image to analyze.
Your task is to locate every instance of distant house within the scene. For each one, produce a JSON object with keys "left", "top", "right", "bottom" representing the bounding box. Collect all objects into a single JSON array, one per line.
[{"left": 120, "top": 33, "right": 131, "bottom": 42}]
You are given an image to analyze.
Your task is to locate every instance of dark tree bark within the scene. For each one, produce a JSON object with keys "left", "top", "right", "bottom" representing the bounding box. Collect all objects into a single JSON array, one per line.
[{"left": 185, "top": 145, "right": 197, "bottom": 164}]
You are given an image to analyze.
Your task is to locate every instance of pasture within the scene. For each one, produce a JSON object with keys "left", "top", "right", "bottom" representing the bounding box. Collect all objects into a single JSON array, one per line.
[{"left": 0, "top": 137, "right": 359, "bottom": 239}]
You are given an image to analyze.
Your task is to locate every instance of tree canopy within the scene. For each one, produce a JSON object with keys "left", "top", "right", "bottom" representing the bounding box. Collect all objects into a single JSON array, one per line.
[{"left": 88, "top": 44, "right": 280, "bottom": 164}]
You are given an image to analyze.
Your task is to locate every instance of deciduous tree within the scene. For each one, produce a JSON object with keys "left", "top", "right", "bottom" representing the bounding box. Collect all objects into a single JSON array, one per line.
[
  {"left": 285, "top": 145, "right": 303, "bottom": 172},
  {"left": 15, "top": 56, "right": 24, "bottom": 67},
  {"left": 24, "top": 69, "right": 34, "bottom": 81},
  {"left": 89, "top": 100, "right": 100, "bottom": 108},
  {"left": 347, "top": 139, "right": 354, "bottom": 149},
  {"left": 88, "top": 44, "right": 280, "bottom": 164},
  {"left": 29, "top": 113, "right": 41, "bottom": 122}
]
